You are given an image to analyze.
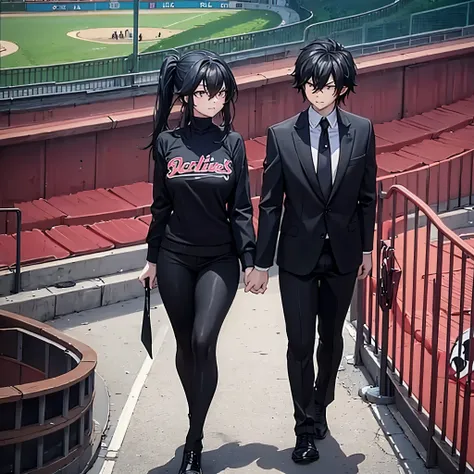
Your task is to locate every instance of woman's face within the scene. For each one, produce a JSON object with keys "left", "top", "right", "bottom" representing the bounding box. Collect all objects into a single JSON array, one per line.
[{"left": 191, "top": 81, "right": 226, "bottom": 118}]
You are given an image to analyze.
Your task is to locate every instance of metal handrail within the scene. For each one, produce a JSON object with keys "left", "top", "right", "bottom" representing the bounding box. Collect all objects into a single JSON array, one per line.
[
  {"left": 0, "top": 208, "right": 22, "bottom": 294},
  {"left": 385, "top": 185, "right": 474, "bottom": 258},
  {"left": 2, "top": 23, "right": 473, "bottom": 102},
  {"left": 0, "top": 0, "right": 406, "bottom": 87},
  {"left": 355, "top": 182, "right": 474, "bottom": 472}
]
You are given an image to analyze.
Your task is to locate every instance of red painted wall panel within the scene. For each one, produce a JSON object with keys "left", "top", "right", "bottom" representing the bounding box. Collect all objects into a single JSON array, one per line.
[
  {"left": 254, "top": 81, "right": 306, "bottom": 138},
  {"left": 346, "top": 68, "right": 404, "bottom": 123},
  {"left": 44, "top": 134, "right": 97, "bottom": 198},
  {"left": 403, "top": 56, "right": 474, "bottom": 117},
  {"left": 95, "top": 123, "right": 152, "bottom": 189},
  {"left": 0, "top": 112, "right": 9, "bottom": 130},
  {"left": 0, "top": 142, "right": 45, "bottom": 206},
  {"left": 233, "top": 88, "right": 257, "bottom": 141},
  {"left": 133, "top": 95, "right": 156, "bottom": 109},
  {"left": 446, "top": 56, "right": 474, "bottom": 105},
  {"left": 8, "top": 98, "right": 135, "bottom": 128}
]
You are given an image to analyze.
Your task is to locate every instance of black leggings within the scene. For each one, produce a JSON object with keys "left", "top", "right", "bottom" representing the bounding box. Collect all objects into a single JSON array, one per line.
[{"left": 156, "top": 248, "right": 240, "bottom": 452}]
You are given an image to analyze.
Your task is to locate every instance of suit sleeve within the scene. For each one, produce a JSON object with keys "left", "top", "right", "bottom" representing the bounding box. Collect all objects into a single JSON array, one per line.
[
  {"left": 146, "top": 137, "right": 173, "bottom": 264},
  {"left": 228, "top": 135, "right": 256, "bottom": 271},
  {"left": 255, "top": 127, "right": 284, "bottom": 269},
  {"left": 359, "top": 120, "right": 377, "bottom": 253}
]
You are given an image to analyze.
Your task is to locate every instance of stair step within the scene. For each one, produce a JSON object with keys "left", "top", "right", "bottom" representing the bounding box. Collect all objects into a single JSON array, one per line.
[
  {"left": 0, "top": 267, "right": 148, "bottom": 323},
  {"left": 0, "top": 244, "right": 147, "bottom": 297}
]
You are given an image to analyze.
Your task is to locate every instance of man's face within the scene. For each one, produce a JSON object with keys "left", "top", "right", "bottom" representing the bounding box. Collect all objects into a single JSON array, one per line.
[
  {"left": 191, "top": 81, "right": 226, "bottom": 118},
  {"left": 303, "top": 75, "right": 345, "bottom": 112}
]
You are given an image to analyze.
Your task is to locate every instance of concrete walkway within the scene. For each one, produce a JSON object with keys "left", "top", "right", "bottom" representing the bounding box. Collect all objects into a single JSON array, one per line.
[{"left": 49, "top": 275, "right": 440, "bottom": 474}]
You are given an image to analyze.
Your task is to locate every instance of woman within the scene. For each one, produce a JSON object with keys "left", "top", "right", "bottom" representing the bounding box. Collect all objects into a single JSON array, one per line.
[{"left": 138, "top": 50, "right": 256, "bottom": 474}]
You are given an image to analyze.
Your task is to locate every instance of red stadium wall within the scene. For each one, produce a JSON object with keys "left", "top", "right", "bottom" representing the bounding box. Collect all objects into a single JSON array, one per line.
[{"left": 1, "top": 38, "right": 474, "bottom": 223}]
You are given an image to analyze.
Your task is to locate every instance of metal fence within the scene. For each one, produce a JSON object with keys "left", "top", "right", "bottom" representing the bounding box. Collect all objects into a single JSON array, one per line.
[
  {"left": 327, "top": 0, "right": 474, "bottom": 45},
  {"left": 1, "top": 0, "right": 474, "bottom": 89},
  {"left": 0, "top": 1, "right": 313, "bottom": 87},
  {"left": 0, "top": 0, "right": 407, "bottom": 87},
  {"left": 2, "top": 23, "right": 473, "bottom": 101},
  {"left": 354, "top": 149, "right": 474, "bottom": 473}
]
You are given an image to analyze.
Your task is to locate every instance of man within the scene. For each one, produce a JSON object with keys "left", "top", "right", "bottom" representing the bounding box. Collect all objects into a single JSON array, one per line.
[{"left": 246, "top": 39, "right": 376, "bottom": 463}]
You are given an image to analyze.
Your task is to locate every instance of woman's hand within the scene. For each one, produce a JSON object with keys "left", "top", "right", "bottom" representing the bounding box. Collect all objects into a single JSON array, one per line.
[{"left": 138, "top": 261, "right": 157, "bottom": 288}]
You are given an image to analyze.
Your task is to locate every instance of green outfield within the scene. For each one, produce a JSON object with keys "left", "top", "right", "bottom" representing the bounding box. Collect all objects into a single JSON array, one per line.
[{"left": 0, "top": 9, "right": 281, "bottom": 68}]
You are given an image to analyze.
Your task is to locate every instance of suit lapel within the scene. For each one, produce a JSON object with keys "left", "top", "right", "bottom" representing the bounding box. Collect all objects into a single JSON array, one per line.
[
  {"left": 292, "top": 110, "right": 325, "bottom": 203},
  {"left": 329, "top": 108, "right": 355, "bottom": 202}
]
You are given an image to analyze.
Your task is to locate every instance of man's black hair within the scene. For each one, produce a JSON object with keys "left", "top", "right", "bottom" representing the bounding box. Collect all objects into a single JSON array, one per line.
[{"left": 292, "top": 38, "right": 357, "bottom": 104}]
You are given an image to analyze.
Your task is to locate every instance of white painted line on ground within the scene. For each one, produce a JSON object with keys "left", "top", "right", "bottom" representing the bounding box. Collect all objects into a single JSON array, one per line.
[
  {"left": 345, "top": 320, "right": 357, "bottom": 340},
  {"left": 99, "top": 460, "right": 115, "bottom": 474},
  {"left": 99, "top": 322, "right": 170, "bottom": 474},
  {"left": 165, "top": 12, "right": 213, "bottom": 28}
]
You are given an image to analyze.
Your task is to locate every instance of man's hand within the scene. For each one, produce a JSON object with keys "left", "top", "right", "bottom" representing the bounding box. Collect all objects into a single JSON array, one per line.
[
  {"left": 357, "top": 253, "right": 372, "bottom": 279},
  {"left": 245, "top": 268, "right": 269, "bottom": 294},
  {"left": 244, "top": 267, "right": 253, "bottom": 287}
]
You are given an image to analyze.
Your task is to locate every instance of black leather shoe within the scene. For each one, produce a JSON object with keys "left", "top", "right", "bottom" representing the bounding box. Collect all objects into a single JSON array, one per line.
[
  {"left": 291, "top": 434, "right": 320, "bottom": 464},
  {"left": 178, "top": 450, "right": 202, "bottom": 474},
  {"left": 314, "top": 403, "right": 328, "bottom": 440}
]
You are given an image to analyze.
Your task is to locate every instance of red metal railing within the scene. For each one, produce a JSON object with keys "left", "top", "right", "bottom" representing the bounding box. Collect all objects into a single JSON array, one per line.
[
  {"left": 0, "top": 208, "right": 21, "bottom": 294},
  {"left": 377, "top": 149, "right": 474, "bottom": 222},
  {"left": 355, "top": 184, "right": 474, "bottom": 474}
]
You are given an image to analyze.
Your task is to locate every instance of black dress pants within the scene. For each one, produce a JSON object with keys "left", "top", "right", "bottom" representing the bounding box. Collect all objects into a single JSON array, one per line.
[{"left": 278, "top": 240, "right": 358, "bottom": 435}]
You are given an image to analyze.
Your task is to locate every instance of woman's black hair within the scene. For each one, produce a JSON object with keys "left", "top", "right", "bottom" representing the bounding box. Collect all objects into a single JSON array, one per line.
[
  {"left": 149, "top": 49, "right": 238, "bottom": 152},
  {"left": 292, "top": 38, "right": 357, "bottom": 104}
]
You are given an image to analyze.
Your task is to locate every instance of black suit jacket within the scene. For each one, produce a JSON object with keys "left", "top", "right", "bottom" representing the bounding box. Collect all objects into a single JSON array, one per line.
[{"left": 255, "top": 107, "right": 377, "bottom": 276}]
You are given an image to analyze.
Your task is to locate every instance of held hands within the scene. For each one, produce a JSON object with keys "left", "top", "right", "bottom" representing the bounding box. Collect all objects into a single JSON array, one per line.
[
  {"left": 357, "top": 253, "right": 372, "bottom": 280},
  {"left": 244, "top": 267, "right": 269, "bottom": 294},
  {"left": 138, "top": 261, "right": 157, "bottom": 288}
]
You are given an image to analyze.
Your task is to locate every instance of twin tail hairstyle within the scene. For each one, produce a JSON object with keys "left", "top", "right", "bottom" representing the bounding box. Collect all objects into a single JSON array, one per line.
[{"left": 149, "top": 49, "right": 238, "bottom": 153}]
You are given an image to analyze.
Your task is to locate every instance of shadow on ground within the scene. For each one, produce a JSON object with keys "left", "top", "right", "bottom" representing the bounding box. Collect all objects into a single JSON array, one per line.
[{"left": 148, "top": 436, "right": 365, "bottom": 474}]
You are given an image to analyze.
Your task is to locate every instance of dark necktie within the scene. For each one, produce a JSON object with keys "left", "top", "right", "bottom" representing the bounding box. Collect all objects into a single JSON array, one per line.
[{"left": 318, "top": 117, "right": 332, "bottom": 201}]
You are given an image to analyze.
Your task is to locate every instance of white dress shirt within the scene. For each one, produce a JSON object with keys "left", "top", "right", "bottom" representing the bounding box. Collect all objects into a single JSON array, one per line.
[
  {"left": 308, "top": 106, "right": 340, "bottom": 185},
  {"left": 255, "top": 107, "right": 370, "bottom": 271}
]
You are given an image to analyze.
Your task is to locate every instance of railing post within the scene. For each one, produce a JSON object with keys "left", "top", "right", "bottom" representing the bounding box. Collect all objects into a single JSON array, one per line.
[
  {"left": 132, "top": 0, "right": 140, "bottom": 73},
  {"left": 359, "top": 188, "right": 397, "bottom": 405},
  {"left": 0, "top": 208, "right": 22, "bottom": 294},
  {"left": 353, "top": 278, "right": 365, "bottom": 366},
  {"left": 426, "top": 239, "right": 443, "bottom": 466}
]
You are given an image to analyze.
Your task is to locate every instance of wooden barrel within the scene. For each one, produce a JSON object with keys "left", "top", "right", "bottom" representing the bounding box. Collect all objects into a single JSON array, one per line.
[{"left": 0, "top": 310, "right": 97, "bottom": 474}]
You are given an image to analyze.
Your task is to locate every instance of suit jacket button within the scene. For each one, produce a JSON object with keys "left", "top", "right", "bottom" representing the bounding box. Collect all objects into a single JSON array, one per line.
[{"left": 320, "top": 233, "right": 325, "bottom": 239}]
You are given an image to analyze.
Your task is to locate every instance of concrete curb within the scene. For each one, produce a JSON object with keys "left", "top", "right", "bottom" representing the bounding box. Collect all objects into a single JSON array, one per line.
[
  {"left": 0, "top": 269, "right": 145, "bottom": 322},
  {"left": 0, "top": 245, "right": 147, "bottom": 297},
  {"left": 0, "top": 263, "right": 279, "bottom": 323}
]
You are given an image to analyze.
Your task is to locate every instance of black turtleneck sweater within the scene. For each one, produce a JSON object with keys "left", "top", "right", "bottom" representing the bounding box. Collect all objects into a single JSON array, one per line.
[{"left": 146, "top": 117, "right": 256, "bottom": 270}]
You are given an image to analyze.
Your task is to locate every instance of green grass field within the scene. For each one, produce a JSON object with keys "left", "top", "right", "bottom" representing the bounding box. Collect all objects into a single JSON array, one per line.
[{"left": 0, "top": 9, "right": 281, "bottom": 68}]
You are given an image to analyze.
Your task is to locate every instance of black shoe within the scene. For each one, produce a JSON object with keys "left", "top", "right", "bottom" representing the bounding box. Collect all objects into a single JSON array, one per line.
[
  {"left": 178, "top": 450, "right": 202, "bottom": 474},
  {"left": 314, "top": 403, "right": 328, "bottom": 440},
  {"left": 291, "top": 434, "right": 320, "bottom": 464}
]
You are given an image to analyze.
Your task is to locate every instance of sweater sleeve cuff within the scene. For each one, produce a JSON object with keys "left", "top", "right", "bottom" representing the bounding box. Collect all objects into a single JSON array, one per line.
[
  {"left": 240, "top": 251, "right": 255, "bottom": 271},
  {"left": 147, "top": 245, "right": 159, "bottom": 264}
]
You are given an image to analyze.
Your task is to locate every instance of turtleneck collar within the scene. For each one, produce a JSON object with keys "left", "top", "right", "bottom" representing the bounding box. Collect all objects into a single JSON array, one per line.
[{"left": 189, "top": 116, "right": 214, "bottom": 134}]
